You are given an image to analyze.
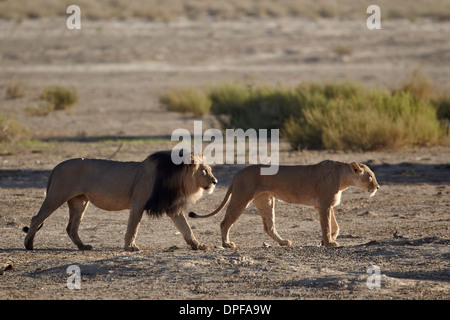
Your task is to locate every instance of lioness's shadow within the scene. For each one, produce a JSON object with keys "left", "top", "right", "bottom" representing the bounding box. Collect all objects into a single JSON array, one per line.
[{"left": 370, "top": 162, "right": 450, "bottom": 185}]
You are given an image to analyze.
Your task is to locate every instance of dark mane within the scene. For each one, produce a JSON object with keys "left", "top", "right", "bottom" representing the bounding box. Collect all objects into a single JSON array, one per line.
[{"left": 144, "top": 150, "right": 189, "bottom": 217}]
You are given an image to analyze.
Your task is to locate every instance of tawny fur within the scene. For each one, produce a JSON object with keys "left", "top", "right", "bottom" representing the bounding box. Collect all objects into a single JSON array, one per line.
[
  {"left": 190, "top": 160, "right": 379, "bottom": 248},
  {"left": 24, "top": 150, "right": 217, "bottom": 251}
]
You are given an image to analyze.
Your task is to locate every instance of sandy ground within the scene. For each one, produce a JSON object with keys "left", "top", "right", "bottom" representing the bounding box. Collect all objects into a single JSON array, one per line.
[{"left": 0, "top": 17, "right": 449, "bottom": 300}]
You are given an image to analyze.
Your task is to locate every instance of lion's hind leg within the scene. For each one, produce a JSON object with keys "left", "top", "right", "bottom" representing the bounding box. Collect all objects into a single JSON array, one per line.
[
  {"left": 253, "top": 193, "right": 291, "bottom": 247},
  {"left": 67, "top": 195, "right": 91, "bottom": 250}
]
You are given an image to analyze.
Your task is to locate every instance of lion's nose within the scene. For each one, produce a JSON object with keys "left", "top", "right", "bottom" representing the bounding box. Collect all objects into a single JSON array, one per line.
[{"left": 212, "top": 179, "right": 218, "bottom": 185}]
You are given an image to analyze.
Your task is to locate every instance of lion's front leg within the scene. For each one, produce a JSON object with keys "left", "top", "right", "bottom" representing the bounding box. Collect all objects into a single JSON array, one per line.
[
  {"left": 169, "top": 212, "right": 210, "bottom": 251},
  {"left": 124, "top": 205, "right": 144, "bottom": 251}
]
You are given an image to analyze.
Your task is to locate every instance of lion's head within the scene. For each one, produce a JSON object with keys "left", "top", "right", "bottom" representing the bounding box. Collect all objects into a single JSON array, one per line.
[
  {"left": 144, "top": 151, "right": 217, "bottom": 217},
  {"left": 349, "top": 162, "right": 379, "bottom": 197},
  {"left": 191, "top": 158, "right": 217, "bottom": 194}
]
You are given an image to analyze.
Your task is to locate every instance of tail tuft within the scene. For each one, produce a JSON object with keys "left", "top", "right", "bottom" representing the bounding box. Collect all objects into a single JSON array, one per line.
[
  {"left": 188, "top": 211, "right": 198, "bottom": 218},
  {"left": 22, "top": 226, "right": 29, "bottom": 233}
]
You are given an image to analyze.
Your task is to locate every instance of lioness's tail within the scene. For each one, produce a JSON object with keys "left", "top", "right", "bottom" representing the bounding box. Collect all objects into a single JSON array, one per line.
[
  {"left": 189, "top": 180, "right": 233, "bottom": 219},
  {"left": 22, "top": 169, "right": 55, "bottom": 234}
]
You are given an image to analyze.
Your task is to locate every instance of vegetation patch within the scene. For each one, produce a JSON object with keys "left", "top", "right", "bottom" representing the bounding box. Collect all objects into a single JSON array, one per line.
[
  {"left": 160, "top": 74, "right": 449, "bottom": 151},
  {"left": 0, "top": 112, "right": 29, "bottom": 144}
]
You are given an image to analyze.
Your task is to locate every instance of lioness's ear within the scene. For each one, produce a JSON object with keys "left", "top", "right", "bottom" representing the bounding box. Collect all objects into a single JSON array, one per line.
[{"left": 349, "top": 162, "right": 364, "bottom": 175}]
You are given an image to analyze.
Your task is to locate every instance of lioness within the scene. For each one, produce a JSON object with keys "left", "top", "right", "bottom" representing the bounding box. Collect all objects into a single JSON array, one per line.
[
  {"left": 190, "top": 160, "right": 379, "bottom": 247},
  {"left": 24, "top": 150, "right": 217, "bottom": 251}
]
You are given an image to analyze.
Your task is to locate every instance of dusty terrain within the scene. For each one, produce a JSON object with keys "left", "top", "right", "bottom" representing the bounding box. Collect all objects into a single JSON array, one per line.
[{"left": 0, "top": 15, "right": 449, "bottom": 300}]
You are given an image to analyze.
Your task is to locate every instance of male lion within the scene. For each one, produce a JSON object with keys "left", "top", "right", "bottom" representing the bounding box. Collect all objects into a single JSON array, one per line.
[
  {"left": 190, "top": 160, "right": 379, "bottom": 248},
  {"left": 23, "top": 150, "right": 217, "bottom": 251}
]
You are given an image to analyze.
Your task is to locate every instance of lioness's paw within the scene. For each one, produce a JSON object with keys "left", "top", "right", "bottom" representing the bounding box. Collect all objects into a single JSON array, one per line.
[
  {"left": 223, "top": 242, "right": 236, "bottom": 249},
  {"left": 322, "top": 241, "right": 340, "bottom": 247},
  {"left": 124, "top": 244, "right": 140, "bottom": 252},
  {"left": 198, "top": 244, "right": 210, "bottom": 251},
  {"left": 280, "top": 240, "right": 292, "bottom": 247}
]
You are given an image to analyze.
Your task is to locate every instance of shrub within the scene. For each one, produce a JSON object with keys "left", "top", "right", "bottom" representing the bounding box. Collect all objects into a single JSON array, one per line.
[
  {"left": 435, "top": 96, "right": 450, "bottom": 121},
  {"left": 0, "top": 112, "right": 28, "bottom": 143},
  {"left": 286, "top": 90, "right": 443, "bottom": 150},
  {"left": 41, "top": 86, "right": 78, "bottom": 111},
  {"left": 209, "top": 83, "right": 302, "bottom": 132},
  {"left": 6, "top": 81, "right": 25, "bottom": 99},
  {"left": 160, "top": 80, "right": 449, "bottom": 151},
  {"left": 160, "top": 87, "right": 211, "bottom": 117}
]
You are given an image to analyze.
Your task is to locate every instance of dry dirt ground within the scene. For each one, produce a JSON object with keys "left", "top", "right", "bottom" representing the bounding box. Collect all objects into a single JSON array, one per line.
[{"left": 0, "top": 16, "right": 449, "bottom": 300}]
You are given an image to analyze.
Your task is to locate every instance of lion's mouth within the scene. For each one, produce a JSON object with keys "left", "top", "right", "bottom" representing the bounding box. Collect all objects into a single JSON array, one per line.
[{"left": 204, "top": 184, "right": 215, "bottom": 194}]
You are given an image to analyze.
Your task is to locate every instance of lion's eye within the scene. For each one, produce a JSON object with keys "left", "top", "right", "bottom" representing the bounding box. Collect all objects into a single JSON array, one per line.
[
  {"left": 369, "top": 176, "right": 373, "bottom": 182},
  {"left": 202, "top": 169, "right": 207, "bottom": 176}
]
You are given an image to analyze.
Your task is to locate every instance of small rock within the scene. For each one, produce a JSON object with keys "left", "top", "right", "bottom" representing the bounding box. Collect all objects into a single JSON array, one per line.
[
  {"left": 1, "top": 262, "right": 17, "bottom": 275},
  {"left": 164, "top": 245, "right": 179, "bottom": 252},
  {"left": 262, "top": 242, "right": 271, "bottom": 248},
  {"left": 364, "top": 240, "right": 381, "bottom": 246},
  {"left": 393, "top": 231, "right": 407, "bottom": 239}
]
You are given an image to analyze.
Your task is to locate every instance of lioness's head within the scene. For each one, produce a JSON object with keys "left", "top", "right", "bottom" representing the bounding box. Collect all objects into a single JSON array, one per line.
[{"left": 349, "top": 162, "right": 379, "bottom": 197}]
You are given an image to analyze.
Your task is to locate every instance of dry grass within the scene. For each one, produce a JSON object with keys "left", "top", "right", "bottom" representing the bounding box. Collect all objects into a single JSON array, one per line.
[
  {"left": 5, "top": 81, "right": 25, "bottom": 99},
  {"left": 0, "top": 112, "right": 29, "bottom": 144},
  {"left": 40, "top": 86, "right": 78, "bottom": 111},
  {"left": 0, "top": 0, "right": 448, "bottom": 21}
]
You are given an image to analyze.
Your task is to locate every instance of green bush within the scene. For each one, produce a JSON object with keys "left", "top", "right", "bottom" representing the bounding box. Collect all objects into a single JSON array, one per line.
[
  {"left": 209, "top": 83, "right": 302, "bottom": 132},
  {"left": 285, "top": 90, "right": 443, "bottom": 150},
  {"left": 160, "top": 80, "right": 449, "bottom": 151},
  {"left": 160, "top": 87, "right": 211, "bottom": 117}
]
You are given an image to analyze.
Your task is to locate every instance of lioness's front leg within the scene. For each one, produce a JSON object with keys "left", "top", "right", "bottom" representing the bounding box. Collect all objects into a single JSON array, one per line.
[
  {"left": 317, "top": 204, "right": 339, "bottom": 247},
  {"left": 169, "top": 212, "right": 210, "bottom": 251},
  {"left": 330, "top": 207, "right": 339, "bottom": 241}
]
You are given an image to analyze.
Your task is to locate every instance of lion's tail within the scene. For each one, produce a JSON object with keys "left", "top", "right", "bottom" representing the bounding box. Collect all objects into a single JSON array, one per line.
[{"left": 189, "top": 179, "right": 233, "bottom": 219}]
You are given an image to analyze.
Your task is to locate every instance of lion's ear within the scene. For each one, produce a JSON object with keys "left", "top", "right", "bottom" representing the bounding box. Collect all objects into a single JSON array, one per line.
[
  {"left": 349, "top": 162, "right": 364, "bottom": 175},
  {"left": 182, "top": 153, "right": 192, "bottom": 165},
  {"left": 190, "top": 153, "right": 203, "bottom": 165}
]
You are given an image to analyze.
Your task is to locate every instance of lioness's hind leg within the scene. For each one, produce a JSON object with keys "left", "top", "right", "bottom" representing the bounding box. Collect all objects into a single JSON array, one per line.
[
  {"left": 220, "top": 196, "right": 251, "bottom": 249},
  {"left": 253, "top": 194, "right": 291, "bottom": 247},
  {"left": 24, "top": 196, "right": 65, "bottom": 250},
  {"left": 67, "top": 195, "right": 91, "bottom": 250}
]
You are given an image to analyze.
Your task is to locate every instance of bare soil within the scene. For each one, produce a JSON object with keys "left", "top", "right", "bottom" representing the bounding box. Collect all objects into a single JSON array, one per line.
[{"left": 0, "top": 17, "right": 449, "bottom": 300}]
